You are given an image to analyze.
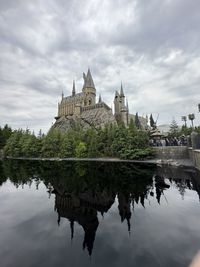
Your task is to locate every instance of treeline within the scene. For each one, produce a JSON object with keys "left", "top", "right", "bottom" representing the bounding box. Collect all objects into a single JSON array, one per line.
[
  {"left": 0, "top": 124, "right": 12, "bottom": 149},
  {"left": 168, "top": 119, "right": 200, "bottom": 138},
  {"left": 3, "top": 120, "right": 152, "bottom": 159}
]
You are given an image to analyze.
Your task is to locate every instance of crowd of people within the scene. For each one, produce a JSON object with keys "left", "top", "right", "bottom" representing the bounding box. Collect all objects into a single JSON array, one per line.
[{"left": 149, "top": 136, "right": 188, "bottom": 147}]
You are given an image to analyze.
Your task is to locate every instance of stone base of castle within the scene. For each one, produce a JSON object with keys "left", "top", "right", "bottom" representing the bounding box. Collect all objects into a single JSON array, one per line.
[{"left": 52, "top": 106, "right": 117, "bottom": 132}]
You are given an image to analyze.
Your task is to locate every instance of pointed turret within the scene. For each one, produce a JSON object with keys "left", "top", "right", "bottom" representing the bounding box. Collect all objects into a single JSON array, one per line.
[
  {"left": 72, "top": 80, "right": 76, "bottom": 96},
  {"left": 82, "top": 68, "right": 96, "bottom": 106},
  {"left": 98, "top": 94, "right": 102, "bottom": 103},
  {"left": 61, "top": 90, "right": 64, "bottom": 100},
  {"left": 120, "top": 83, "right": 125, "bottom": 97},
  {"left": 83, "top": 68, "right": 95, "bottom": 89}
]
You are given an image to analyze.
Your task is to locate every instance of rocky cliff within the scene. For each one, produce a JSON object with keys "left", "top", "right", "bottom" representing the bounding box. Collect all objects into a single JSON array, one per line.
[{"left": 52, "top": 106, "right": 117, "bottom": 132}]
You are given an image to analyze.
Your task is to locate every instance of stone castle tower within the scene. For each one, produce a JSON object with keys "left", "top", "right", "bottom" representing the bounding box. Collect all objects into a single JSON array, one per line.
[
  {"left": 114, "top": 84, "right": 129, "bottom": 127},
  {"left": 57, "top": 69, "right": 98, "bottom": 118}
]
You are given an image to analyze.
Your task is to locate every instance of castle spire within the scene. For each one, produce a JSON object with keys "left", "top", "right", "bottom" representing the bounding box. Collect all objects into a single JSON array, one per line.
[
  {"left": 84, "top": 68, "right": 95, "bottom": 88},
  {"left": 62, "top": 90, "right": 64, "bottom": 100},
  {"left": 120, "top": 83, "right": 125, "bottom": 97},
  {"left": 72, "top": 80, "right": 76, "bottom": 96},
  {"left": 98, "top": 94, "right": 102, "bottom": 103}
]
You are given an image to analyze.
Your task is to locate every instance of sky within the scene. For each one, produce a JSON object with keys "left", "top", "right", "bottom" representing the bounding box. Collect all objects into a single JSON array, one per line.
[{"left": 0, "top": 0, "right": 200, "bottom": 133}]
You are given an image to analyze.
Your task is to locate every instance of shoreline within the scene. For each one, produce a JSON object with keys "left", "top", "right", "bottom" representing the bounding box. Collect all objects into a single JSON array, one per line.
[{"left": 0, "top": 156, "right": 195, "bottom": 168}]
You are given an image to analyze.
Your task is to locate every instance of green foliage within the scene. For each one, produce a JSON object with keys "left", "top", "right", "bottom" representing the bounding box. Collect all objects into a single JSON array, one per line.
[
  {"left": 4, "top": 130, "right": 23, "bottom": 157},
  {"left": 150, "top": 114, "right": 155, "bottom": 128},
  {"left": 41, "top": 129, "right": 62, "bottom": 157},
  {"left": 59, "top": 133, "right": 75, "bottom": 157},
  {"left": 129, "top": 118, "right": 137, "bottom": 134},
  {"left": 120, "top": 148, "right": 153, "bottom": 160},
  {"left": 169, "top": 119, "right": 179, "bottom": 137},
  {"left": 135, "top": 112, "right": 141, "bottom": 129},
  {"left": 3, "top": 122, "right": 152, "bottom": 160},
  {"left": 180, "top": 125, "right": 193, "bottom": 136},
  {"left": 75, "top": 142, "right": 87, "bottom": 158},
  {"left": 0, "top": 124, "right": 12, "bottom": 149}
]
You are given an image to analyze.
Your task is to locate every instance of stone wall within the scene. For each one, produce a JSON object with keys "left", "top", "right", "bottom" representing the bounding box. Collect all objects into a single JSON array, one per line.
[
  {"left": 188, "top": 147, "right": 200, "bottom": 170},
  {"left": 153, "top": 146, "right": 189, "bottom": 159}
]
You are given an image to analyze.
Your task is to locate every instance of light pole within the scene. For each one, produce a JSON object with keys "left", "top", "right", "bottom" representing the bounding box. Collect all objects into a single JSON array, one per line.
[
  {"left": 181, "top": 116, "right": 187, "bottom": 127},
  {"left": 188, "top": 113, "right": 195, "bottom": 128}
]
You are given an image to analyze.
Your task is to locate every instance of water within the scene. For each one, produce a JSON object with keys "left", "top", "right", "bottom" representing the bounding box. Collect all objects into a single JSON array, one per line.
[{"left": 0, "top": 160, "right": 200, "bottom": 267}]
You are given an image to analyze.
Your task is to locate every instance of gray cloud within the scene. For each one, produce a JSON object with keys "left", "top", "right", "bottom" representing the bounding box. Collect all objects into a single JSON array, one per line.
[{"left": 0, "top": 0, "right": 200, "bottom": 132}]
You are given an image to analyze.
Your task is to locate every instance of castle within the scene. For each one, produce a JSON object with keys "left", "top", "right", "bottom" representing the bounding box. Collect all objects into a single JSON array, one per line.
[{"left": 53, "top": 68, "right": 147, "bottom": 131}]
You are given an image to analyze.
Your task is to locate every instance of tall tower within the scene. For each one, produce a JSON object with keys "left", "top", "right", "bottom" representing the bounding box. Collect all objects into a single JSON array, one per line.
[
  {"left": 114, "top": 90, "right": 121, "bottom": 123},
  {"left": 114, "top": 84, "right": 129, "bottom": 126},
  {"left": 82, "top": 68, "right": 96, "bottom": 106}
]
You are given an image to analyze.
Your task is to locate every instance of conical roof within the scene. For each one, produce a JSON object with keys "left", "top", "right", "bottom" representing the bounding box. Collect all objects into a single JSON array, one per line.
[
  {"left": 83, "top": 68, "right": 95, "bottom": 88},
  {"left": 120, "top": 83, "right": 125, "bottom": 97},
  {"left": 72, "top": 80, "right": 76, "bottom": 96},
  {"left": 98, "top": 94, "right": 102, "bottom": 103}
]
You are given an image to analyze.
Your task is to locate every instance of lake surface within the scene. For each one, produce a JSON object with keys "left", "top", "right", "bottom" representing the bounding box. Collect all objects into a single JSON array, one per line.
[{"left": 0, "top": 160, "right": 200, "bottom": 267}]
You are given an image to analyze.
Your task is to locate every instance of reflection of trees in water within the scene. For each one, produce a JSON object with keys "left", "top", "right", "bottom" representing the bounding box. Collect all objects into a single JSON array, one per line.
[
  {"left": 155, "top": 165, "right": 200, "bottom": 201},
  {"left": 1, "top": 160, "right": 200, "bottom": 256}
]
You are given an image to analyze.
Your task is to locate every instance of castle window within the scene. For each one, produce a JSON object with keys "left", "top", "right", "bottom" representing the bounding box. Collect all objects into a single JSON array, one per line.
[{"left": 88, "top": 99, "right": 92, "bottom": 105}]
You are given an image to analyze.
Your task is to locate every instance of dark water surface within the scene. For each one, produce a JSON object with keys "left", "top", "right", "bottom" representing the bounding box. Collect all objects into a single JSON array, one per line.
[{"left": 0, "top": 160, "right": 200, "bottom": 267}]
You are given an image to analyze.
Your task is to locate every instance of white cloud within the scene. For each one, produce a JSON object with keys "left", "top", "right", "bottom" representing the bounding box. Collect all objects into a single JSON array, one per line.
[{"left": 0, "top": 0, "right": 200, "bottom": 132}]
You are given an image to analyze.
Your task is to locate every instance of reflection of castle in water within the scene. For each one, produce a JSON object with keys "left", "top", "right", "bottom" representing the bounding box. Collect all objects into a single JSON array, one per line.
[
  {"left": 53, "top": 187, "right": 132, "bottom": 256},
  {"left": 51, "top": 166, "right": 200, "bottom": 256},
  {"left": 52, "top": 182, "right": 161, "bottom": 255},
  {"left": 1, "top": 160, "right": 200, "bottom": 256}
]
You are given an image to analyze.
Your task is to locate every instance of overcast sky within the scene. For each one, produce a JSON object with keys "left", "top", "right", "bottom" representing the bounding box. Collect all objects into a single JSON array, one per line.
[{"left": 0, "top": 0, "right": 200, "bottom": 133}]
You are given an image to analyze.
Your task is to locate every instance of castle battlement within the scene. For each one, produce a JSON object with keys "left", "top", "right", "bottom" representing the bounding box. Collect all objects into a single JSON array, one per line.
[{"left": 81, "top": 102, "right": 111, "bottom": 112}]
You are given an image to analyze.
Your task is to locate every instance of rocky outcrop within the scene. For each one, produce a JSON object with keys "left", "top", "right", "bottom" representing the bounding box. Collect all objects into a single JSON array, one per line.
[{"left": 52, "top": 106, "right": 117, "bottom": 132}]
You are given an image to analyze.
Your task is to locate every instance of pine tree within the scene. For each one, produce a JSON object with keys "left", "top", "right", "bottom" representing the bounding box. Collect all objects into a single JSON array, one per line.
[
  {"left": 129, "top": 118, "right": 137, "bottom": 134},
  {"left": 150, "top": 114, "right": 155, "bottom": 128},
  {"left": 0, "top": 124, "right": 12, "bottom": 149},
  {"left": 4, "top": 130, "right": 23, "bottom": 157},
  {"left": 41, "top": 129, "right": 62, "bottom": 157},
  {"left": 59, "top": 134, "right": 75, "bottom": 158},
  {"left": 135, "top": 113, "right": 141, "bottom": 129},
  {"left": 169, "top": 119, "right": 179, "bottom": 137},
  {"left": 75, "top": 142, "right": 87, "bottom": 158}
]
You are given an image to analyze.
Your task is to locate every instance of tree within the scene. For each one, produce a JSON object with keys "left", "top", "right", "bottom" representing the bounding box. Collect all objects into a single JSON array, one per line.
[
  {"left": 59, "top": 133, "right": 75, "bottom": 158},
  {"left": 4, "top": 130, "right": 23, "bottom": 157},
  {"left": 150, "top": 114, "right": 155, "bottom": 129},
  {"left": 128, "top": 118, "right": 137, "bottom": 134},
  {"left": 41, "top": 129, "right": 62, "bottom": 157},
  {"left": 86, "top": 129, "right": 99, "bottom": 157},
  {"left": 169, "top": 119, "right": 179, "bottom": 137},
  {"left": 75, "top": 142, "right": 87, "bottom": 158},
  {"left": 0, "top": 124, "right": 12, "bottom": 149},
  {"left": 135, "top": 113, "right": 141, "bottom": 129}
]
